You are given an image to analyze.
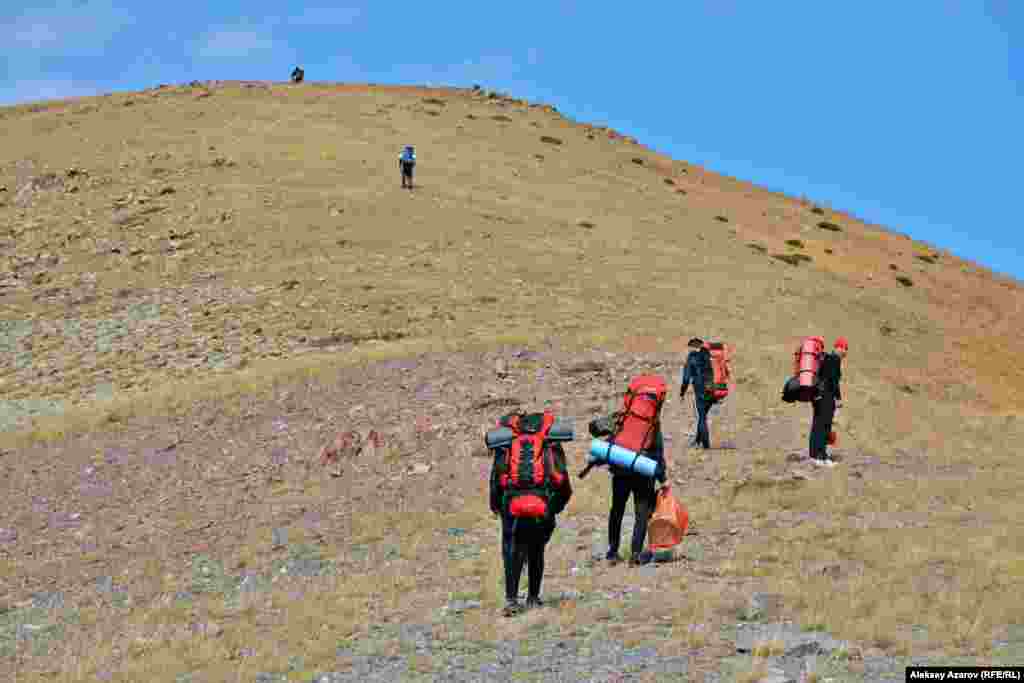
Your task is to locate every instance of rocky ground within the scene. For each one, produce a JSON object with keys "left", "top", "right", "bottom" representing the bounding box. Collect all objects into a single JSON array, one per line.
[{"left": 3, "top": 344, "right": 1021, "bottom": 681}]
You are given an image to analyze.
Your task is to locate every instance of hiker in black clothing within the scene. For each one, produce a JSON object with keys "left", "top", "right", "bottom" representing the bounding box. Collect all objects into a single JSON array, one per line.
[
  {"left": 588, "top": 412, "right": 666, "bottom": 566},
  {"left": 809, "top": 337, "right": 847, "bottom": 465},
  {"left": 290, "top": 66, "right": 304, "bottom": 84},
  {"left": 399, "top": 145, "right": 416, "bottom": 189},
  {"left": 489, "top": 415, "right": 573, "bottom": 616},
  {"left": 680, "top": 337, "right": 712, "bottom": 449}
]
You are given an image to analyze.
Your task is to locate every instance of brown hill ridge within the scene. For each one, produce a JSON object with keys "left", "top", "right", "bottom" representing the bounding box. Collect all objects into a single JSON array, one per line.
[{"left": 2, "top": 79, "right": 1021, "bottom": 431}]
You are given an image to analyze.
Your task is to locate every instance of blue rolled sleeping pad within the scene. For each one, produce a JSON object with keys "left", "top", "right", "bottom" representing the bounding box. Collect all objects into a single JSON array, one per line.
[
  {"left": 484, "top": 419, "right": 575, "bottom": 449},
  {"left": 587, "top": 438, "right": 660, "bottom": 479}
]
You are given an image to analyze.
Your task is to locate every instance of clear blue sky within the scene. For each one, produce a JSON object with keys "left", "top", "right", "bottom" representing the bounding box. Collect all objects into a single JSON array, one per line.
[{"left": 2, "top": 2, "right": 1022, "bottom": 279}]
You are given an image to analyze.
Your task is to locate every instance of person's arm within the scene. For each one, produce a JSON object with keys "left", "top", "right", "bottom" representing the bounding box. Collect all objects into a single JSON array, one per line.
[
  {"left": 651, "top": 430, "right": 667, "bottom": 482},
  {"left": 680, "top": 356, "right": 692, "bottom": 397},
  {"left": 834, "top": 357, "right": 843, "bottom": 404},
  {"left": 588, "top": 412, "right": 619, "bottom": 438},
  {"left": 489, "top": 449, "right": 505, "bottom": 514},
  {"left": 549, "top": 444, "right": 572, "bottom": 514}
]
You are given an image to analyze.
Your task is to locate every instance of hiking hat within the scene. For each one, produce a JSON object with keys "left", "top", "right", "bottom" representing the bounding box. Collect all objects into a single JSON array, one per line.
[
  {"left": 687, "top": 337, "right": 704, "bottom": 348},
  {"left": 834, "top": 337, "right": 849, "bottom": 351}
]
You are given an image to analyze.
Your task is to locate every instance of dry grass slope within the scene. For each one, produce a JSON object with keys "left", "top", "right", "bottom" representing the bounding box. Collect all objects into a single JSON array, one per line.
[{"left": 1, "top": 80, "right": 1023, "bottom": 681}]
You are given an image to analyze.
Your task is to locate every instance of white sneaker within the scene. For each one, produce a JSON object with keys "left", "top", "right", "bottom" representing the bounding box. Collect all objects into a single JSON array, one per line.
[{"left": 811, "top": 455, "right": 836, "bottom": 468}]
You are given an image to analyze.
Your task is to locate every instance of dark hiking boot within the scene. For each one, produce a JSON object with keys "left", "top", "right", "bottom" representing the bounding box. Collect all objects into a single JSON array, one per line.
[
  {"left": 605, "top": 550, "right": 622, "bottom": 564},
  {"left": 629, "top": 550, "right": 654, "bottom": 566},
  {"left": 503, "top": 600, "right": 522, "bottom": 617},
  {"left": 525, "top": 596, "right": 544, "bottom": 609}
]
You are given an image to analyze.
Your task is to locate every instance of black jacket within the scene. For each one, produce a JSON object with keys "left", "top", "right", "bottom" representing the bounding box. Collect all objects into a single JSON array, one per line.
[
  {"left": 818, "top": 352, "right": 843, "bottom": 401},
  {"left": 489, "top": 441, "right": 573, "bottom": 516},
  {"left": 680, "top": 348, "right": 710, "bottom": 398}
]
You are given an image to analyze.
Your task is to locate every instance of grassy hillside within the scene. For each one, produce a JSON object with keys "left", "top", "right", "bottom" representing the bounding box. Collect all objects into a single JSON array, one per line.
[{"left": 1, "top": 81, "right": 1023, "bottom": 681}]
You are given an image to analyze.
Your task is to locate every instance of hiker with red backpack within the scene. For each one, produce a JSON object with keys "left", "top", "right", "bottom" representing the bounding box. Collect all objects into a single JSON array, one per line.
[
  {"left": 809, "top": 337, "right": 847, "bottom": 466},
  {"left": 487, "top": 411, "right": 574, "bottom": 616},
  {"left": 585, "top": 375, "right": 668, "bottom": 567},
  {"left": 782, "top": 336, "right": 847, "bottom": 466},
  {"left": 680, "top": 337, "right": 733, "bottom": 449}
]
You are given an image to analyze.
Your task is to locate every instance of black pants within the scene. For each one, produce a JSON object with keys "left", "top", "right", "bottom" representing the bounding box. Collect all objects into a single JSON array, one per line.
[
  {"left": 809, "top": 394, "right": 836, "bottom": 459},
  {"left": 608, "top": 473, "right": 657, "bottom": 558},
  {"left": 694, "top": 395, "right": 711, "bottom": 448},
  {"left": 401, "top": 162, "right": 414, "bottom": 186},
  {"left": 501, "top": 513, "right": 554, "bottom": 602}
]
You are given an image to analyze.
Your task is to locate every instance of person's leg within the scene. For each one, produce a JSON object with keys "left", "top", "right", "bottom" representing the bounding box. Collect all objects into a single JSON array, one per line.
[
  {"left": 696, "top": 397, "right": 711, "bottom": 449},
  {"left": 607, "top": 475, "right": 630, "bottom": 560},
  {"left": 819, "top": 396, "right": 836, "bottom": 457},
  {"left": 526, "top": 521, "right": 553, "bottom": 605},
  {"left": 502, "top": 514, "right": 526, "bottom": 608},
  {"left": 809, "top": 396, "right": 834, "bottom": 459},
  {"left": 630, "top": 477, "right": 656, "bottom": 560}
]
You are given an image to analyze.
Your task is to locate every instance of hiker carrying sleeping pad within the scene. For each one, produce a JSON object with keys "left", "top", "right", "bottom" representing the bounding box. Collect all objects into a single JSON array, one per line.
[
  {"left": 290, "top": 66, "right": 304, "bottom": 83},
  {"left": 808, "top": 337, "right": 847, "bottom": 466},
  {"left": 487, "top": 411, "right": 574, "bottom": 616},
  {"left": 586, "top": 375, "right": 668, "bottom": 567},
  {"left": 399, "top": 145, "right": 416, "bottom": 189}
]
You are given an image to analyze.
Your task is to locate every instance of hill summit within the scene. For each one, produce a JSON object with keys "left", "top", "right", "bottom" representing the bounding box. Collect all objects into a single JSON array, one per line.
[{"left": 1, "top": 81, "right": 1022, "bottom": 681}]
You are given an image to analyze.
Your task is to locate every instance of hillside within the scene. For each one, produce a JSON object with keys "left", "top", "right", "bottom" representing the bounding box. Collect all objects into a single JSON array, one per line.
[{"left": 1, "top": 80, "right": 1023, "bottom": 682}]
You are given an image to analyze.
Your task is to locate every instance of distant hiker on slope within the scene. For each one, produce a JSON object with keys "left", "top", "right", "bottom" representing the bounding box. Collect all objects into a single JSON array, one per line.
[
  {"left": 809, "top": 337, "right": 847, "bottom": 466},
  {"left": 680, "top": 337, "right": 713, "bottom": 449},
  {"left": 586, "top": 376, "right": 668, "bottom": 567},
  {"left": 290, "top": 66, "right": 304, "bottom": 84},
  {"left": 399, "top": 145, "right": 416, "bottom": 189},
  {"left": 487, "top": 411, "right": 573, "bottom": 616}
]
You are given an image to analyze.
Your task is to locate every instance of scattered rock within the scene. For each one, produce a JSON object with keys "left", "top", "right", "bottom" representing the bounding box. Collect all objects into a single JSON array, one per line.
[
  {"left": 564, "top": 359, "right": 606, "bottom": 376},
  {"left": 473, "top": 396, "right": 521, "bottom": 411},
  {"left": 817, "top": 221, "right": 842, "bottom": 232},
  {"left": 318, "top": 431, "right": 361, "bottom": 470},
  {"left": 409, "top": 463, "right": 432, "bottom": 475},
  {"left": 14, "top": 173, "right": 64, "bottom": 206},
  {"left": 540, "top": 135, "right": 563, "bottom": 145}
]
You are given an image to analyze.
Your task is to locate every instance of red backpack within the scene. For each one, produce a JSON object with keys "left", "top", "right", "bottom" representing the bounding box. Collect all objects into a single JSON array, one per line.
[
  {"left": 611, "top": 375, "right": 667, "bottom": 453},
  {"left": 497, "top": 412, "right": 567, "bottom": 518},
  {"left": 702, "top": 342, "right": 732, "bottom": 402}
]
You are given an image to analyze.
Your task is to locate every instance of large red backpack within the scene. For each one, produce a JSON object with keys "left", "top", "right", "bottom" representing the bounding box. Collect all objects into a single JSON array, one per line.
[
  {"left": 611, "top": 375, "right": 667, "bottom": 453},
  {"left": 702, "top": 342, "right": 732, "bottom": 402},
  {"left": 497, "top": 412, "right": 566, "bottom": 518},
  {"left": 782, "top": 336, "right": 826, "bottom": 403}
]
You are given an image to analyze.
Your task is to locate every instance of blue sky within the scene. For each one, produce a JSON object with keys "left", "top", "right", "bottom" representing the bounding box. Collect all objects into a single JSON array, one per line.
[{"left": 2, "top": 2, "right": 1022, "bottom": 279}]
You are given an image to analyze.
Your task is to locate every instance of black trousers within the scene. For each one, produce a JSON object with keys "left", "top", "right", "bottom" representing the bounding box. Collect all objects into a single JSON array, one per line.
[
  {"left": 608, "top": 473, "right": 657, "bottom": 558},
  {"left": 400, "top": 161, "right": 414, "bottom": 185},
  {"left": 501, "top": 513, "right": 554, "bottom": 602},
  {"left": 694, "top": 395, "right": 711, "bottom": 448},
  {"left": 809, "top": 394, "right": 836, "bottom": 458}
]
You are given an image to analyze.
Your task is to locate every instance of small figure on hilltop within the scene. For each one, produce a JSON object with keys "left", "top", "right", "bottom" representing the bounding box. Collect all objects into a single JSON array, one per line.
[
  {"left": 399, "top": 145, "right": 416, "bottom": 189},
  {"left": 290, "top": 66, "right": 304, "bottom": 84},
  {"left": 584, "top": 375, "right": 668, "bottom": 567},
  {"left": 487, "top": 411, "right": 574, "bottom": 617},
  {"left": 809, "top": 337, "right": 847, "bottom": 466}
]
